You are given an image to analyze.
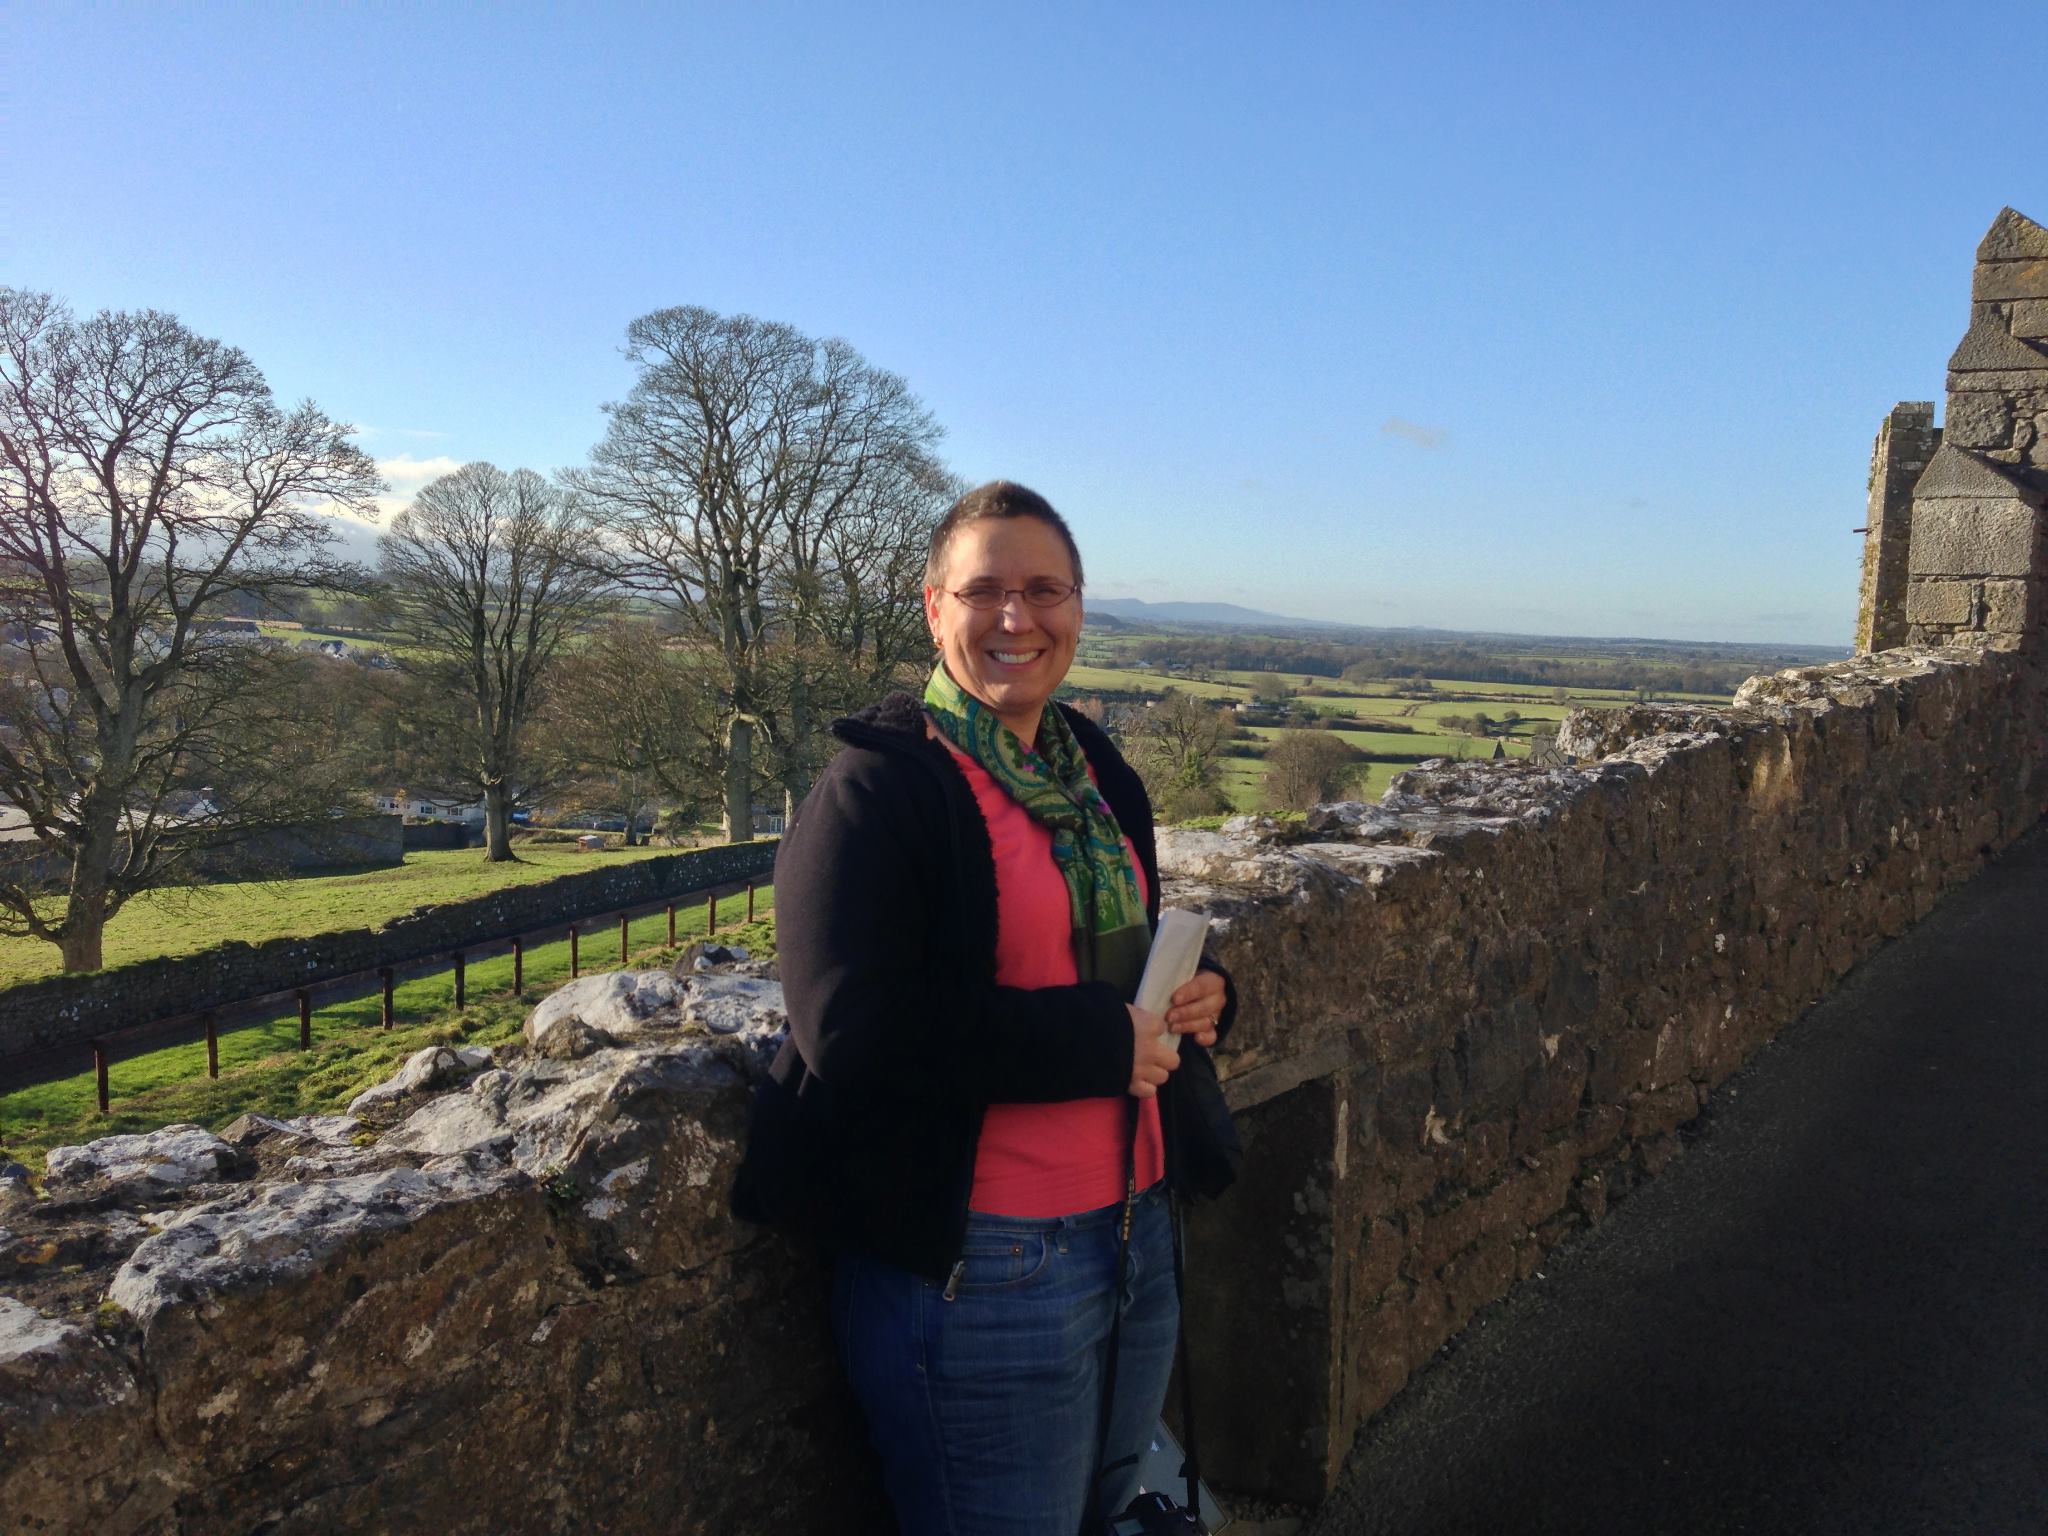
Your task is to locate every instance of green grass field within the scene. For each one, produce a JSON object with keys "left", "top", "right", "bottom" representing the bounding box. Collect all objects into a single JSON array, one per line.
[
  {"left": 0, "top": 889, "right": 777, "bottom": 1176},
  {"left": 0, "top": 844, "right": 680, "bottom": 986},
  {"left": 1061, "top": 663, "right": 1248, "bottom": 700}
]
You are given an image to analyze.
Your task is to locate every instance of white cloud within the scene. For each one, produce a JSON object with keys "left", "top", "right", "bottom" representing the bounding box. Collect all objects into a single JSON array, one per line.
[
  {"left": 362, "top": 453, "right": 466, "bottom": 524},
  {"left": 376, "top": 453, "right": 465, "bottom": 495}
]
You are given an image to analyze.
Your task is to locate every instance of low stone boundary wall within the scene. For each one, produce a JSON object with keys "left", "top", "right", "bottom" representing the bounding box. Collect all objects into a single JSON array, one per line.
[
  {"left": 0, "top": 840, "right": 779, "bottom": 1062},
  {"left": 2, "top": 646, "right": 2043, "bottom": 1534},
  {"left": 0, "top": 815, "right": 405, "bottom": 893},
  {"left": 398, "top": 820, "right": 479, "bottom": 852},
  {"left": 1176, "top": 645, "right": 2045, "bottom": 1500}
]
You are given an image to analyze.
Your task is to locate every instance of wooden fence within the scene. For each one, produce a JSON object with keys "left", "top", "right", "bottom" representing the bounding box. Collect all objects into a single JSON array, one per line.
[{"left": 0, "top": 877, "right": 767, "bottom": 1121}]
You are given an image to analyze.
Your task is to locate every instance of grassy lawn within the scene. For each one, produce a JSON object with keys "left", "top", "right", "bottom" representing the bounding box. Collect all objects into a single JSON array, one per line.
[
  {"left": 0, "top": 889, "right": 777, "bottom": 1176},
  {"left": 0, "top": 844, "right": 680, "bottom": 986}
]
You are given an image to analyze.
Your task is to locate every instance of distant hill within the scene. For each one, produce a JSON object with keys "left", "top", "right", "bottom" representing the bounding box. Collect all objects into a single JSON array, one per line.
[{"left": 1086, "top": 597, "right": 1338, "bottom": 628}]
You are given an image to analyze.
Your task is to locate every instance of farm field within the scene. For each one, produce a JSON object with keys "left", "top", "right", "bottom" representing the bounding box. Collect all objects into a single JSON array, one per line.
[
  {"left": 1249, "top": 673, "right": 1727, "bottom": 706},
  {"left": 253, "top": 620, "right": 407, "bottom": 659},
  {"left": 1061, "top": 662, "right": 1245, "bottom": 700},
  {"left": 1061, "top": 656, "right": 1717, "bottom": 815},
  {"left": 1064, "top": 661, "right": 1721, "bottom": 712},
  {"left": 1241, "top": 722, "right": 1516, "bottom": 756},
  {"left": 0, "top": 891, "right": 777, "bottom": 1174},
  {"left": 0, "top": 843, "right": 678, "bottom": 986}
]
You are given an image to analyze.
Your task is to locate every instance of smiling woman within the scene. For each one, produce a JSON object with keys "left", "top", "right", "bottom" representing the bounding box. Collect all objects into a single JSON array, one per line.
[{"left": 732, "top": 479, "right": 1241, "bottom": 1533}]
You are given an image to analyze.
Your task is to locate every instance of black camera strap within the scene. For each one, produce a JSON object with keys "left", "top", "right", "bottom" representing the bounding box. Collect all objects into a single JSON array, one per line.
[
  {"left": 1087, "top": 1085, "right": 1208, "bottom": 1531},
  {"left": 1162, "top": 1079, "right": 1205, "bottom": 1520},
  {"left": 1088, "top": 1096, "right": 1142, "bottom": 1526}
]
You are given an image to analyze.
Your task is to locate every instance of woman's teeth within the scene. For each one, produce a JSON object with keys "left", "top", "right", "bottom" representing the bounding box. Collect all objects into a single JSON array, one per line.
[{"left": 991, "top": 650, "right": 1040, "bottom": 664}]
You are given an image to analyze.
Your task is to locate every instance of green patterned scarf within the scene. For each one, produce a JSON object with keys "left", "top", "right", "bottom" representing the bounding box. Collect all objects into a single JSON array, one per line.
[{"left": 924, "top": 664, "right": 1151, "bottom": 1000}]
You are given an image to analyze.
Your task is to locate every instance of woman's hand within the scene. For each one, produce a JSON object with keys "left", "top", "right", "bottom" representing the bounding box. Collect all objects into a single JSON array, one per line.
[
  {"left": 1164, "top": 970, "right": 1226, "bottom": 1050},
  {"left": 1126, "top": 1004, "right": 1181, "bottom": 1098}
]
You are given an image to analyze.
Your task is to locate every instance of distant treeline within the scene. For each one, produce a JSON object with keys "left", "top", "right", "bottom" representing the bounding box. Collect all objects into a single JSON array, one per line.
[
  {"left": 1115, "top": 635, "right": 1774, "bottom": 697},
  {"left": 1342, "top": 647, "right": 1749, "bottom": 696}
]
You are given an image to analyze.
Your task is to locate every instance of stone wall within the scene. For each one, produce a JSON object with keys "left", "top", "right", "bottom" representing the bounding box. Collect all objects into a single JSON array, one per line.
[
  {"left": 3, "top": 643, "right": 2042, "bottom": 1534},
  {"left": 399, "top": 820, "right": 480, "bottom": 852},
  {"left": 0, "top": 840, "right": 778, "bottom": 1065},
  {"left": 0, "top": 816, "right": 405, "bottom": 895},
  {"left": 1902, "top": 208, "right": 2048, "bottom": 648},
  {"left": 1854, "top": 402, "right": 1939, "bottom": 652},
  {"left": 1174, "top": 646, "right": 2045, "bottom": 1500}
]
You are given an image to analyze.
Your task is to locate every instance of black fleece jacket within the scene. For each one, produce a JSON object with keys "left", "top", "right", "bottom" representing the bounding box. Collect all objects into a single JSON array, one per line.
[{"left": 730, "top": 691, "right": 1234, "bottom": 1281}]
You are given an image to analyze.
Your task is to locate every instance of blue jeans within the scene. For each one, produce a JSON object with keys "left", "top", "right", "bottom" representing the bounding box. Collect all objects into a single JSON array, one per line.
[{"left": 832, "top": 1184, "right": 1180, "bottom": 1536}]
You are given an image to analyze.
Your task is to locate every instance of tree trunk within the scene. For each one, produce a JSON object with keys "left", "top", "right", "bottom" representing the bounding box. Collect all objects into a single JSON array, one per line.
[
  {"left": 723, "top": 716, "right": 755, "bottom": 843},
  {"left": 483, "top": 782, "right": 513, "bottom": 861},
  {"left": 58, "top": 903, "right": 107, "bottom": 973},
  {"left": 59, "top": 804, "right": 123, "bottom": 972}
]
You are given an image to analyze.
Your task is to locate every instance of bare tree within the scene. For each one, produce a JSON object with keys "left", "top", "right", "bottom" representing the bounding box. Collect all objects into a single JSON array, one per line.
[
  {"left": 768, "top": 447, "right": 958, "bottom": 816},
  {"left": 536, "top": 618, "right": 716, "bottom": 843},
  {"left": 1118, "top": 691, "right": 1233, "bottom": 822},
  {"left": 378, "top": 464, "right": 610, "bottom": 860},
  {"left": 571, "top": 307, "right": 947, "bottom": 841},
  {"left": 1262, "top": 730, "right": 1361, "bottom": 813},
  {"left": 0, "top": 290, "right": 381, "bottom": 971}
]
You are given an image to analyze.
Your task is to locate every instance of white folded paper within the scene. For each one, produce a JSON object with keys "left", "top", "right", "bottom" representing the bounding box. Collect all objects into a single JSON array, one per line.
[{"left": 1135, "top": 908, "right": 1211, "bottom": 1054}]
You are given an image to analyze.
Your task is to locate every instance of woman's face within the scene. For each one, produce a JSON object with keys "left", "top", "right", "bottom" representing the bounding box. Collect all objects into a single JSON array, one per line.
[{"left": 924, "top": 516, "right": 1083, "bottom": 744}]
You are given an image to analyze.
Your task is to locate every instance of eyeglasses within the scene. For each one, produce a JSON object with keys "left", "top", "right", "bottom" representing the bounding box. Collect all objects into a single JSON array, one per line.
[{"left": 944, "top": 580, "right": 1080, "bottom": 611}]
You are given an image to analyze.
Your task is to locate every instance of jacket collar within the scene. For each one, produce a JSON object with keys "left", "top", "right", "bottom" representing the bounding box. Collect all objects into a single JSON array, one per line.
[{"left": 832, "top": 690, "right": 928, "bottom": 746}]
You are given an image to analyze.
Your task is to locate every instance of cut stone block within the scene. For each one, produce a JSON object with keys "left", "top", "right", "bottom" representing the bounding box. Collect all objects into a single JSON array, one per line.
[
  {"left": 1907, "top": 498, "right": 2042, "bottom": 578},
  {"left": 1974, "top": 261, "right": 2048, "bottom": 303},
  {"left": 1977, "top": 207, "right": 2048, "bottom": 262},
  {"left": 1949, "top": 369, "right": 2048, "bottom": 396},
  {"left": 1904, "top": 580, "right": 1975, "bottom": 626},
  {"left": 1911, "top": 444, "right": 2046, "bottom": 506},
  {"left": 1983, "top": 579, "right": 2036, "bottom": 634},
  {"left": 1948, "top": 304, "right": 2048, "bottom": 372},
  {"left": 2013, "top": 301, "right": 2048, "bottom": 340},
  {"left": 1944, "top": 393, "right": 2015, "bottom": 449}
]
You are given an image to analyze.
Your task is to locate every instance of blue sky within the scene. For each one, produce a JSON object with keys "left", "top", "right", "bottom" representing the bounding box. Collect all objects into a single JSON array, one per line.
[{"left": 6, "top": 2, "right": 2042, "bottom": 646}]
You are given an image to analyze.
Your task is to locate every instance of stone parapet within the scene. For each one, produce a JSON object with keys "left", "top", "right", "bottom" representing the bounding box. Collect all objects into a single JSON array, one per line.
[
  {"left": 1176, "top": 645, "right": 2044, "bottom": 1500},
  {"left": 4, "top": 646, "right": 2044, "bottom": 1531}
]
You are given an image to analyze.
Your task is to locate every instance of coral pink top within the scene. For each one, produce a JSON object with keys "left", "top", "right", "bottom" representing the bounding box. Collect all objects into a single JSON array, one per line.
[{"left": 940, "top": 735, "right": 1165, "bottom": 1218}]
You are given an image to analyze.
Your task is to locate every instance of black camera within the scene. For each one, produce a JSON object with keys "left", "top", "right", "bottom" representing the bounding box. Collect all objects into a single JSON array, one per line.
[{"left": 1105, "top": 1490, "right": 1207, "bottom": 1534}]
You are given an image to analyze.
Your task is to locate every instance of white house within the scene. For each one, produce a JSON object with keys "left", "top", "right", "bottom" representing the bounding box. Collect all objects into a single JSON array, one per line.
[{"left": 373, "top": 791, "right": 487, "bottom": 825}]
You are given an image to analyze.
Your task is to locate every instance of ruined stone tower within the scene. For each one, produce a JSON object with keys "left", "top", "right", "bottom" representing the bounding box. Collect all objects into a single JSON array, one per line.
[{"left": 1857, "top": 207, "right": 2048, "bottom": 652}]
